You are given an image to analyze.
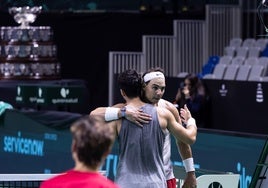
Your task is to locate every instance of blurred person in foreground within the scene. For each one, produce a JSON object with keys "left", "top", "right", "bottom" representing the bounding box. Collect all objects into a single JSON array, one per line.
[
  {"left": 90, "top": 69, "right": 197, "bottom": 188},
  {"left": 174, "top": 73, "right": 211, "bottom": 128},
  {"left": 40, "top": 115, "right": 120, "bottom": 188}
]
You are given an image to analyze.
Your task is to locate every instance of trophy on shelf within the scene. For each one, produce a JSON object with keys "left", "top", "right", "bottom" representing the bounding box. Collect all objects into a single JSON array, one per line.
[
  {"left": 8, "top": 6, "right": 42, "bottom": 28},
  {"left": 3, "top": 6, "right": 46, "bottom": 42},
  {"left": 0, "top": 6, "right": 61, "bottom": 80}
]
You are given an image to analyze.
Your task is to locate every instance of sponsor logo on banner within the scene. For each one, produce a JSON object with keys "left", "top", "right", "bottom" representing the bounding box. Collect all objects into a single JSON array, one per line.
[
  {"left": 256, "top": 83, "right": 264, "bottom": 103},
  {"left": 219, "top": 84, "right": 228, "bottom": 96}
]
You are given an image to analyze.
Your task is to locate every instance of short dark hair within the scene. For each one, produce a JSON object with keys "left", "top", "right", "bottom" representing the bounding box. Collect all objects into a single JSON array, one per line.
[{"left": 117, "top": 69, "right": 142, "bottom": 98}]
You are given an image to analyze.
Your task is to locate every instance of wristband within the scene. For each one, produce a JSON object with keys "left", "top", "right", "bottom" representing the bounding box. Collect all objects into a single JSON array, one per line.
[
  {"left": 105, "top": 107, "right": 119, "bottom": 121},
  {"left": 183, "top": 157, "right": 195, "bottom": 172},
  {"left": 186, "top": 117, "right": 196, "bottom": 128}
]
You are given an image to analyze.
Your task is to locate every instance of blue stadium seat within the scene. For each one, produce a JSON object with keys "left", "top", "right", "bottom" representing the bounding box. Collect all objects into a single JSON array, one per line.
[
  {"left": 207, "top": 55, "right": 220, "bottom": 65},
  {"left": 198, "top": 55, "right": 220, "bottom": 78},
  {"left": 260, "top": 44, "right": 268, "bottom": 57}
]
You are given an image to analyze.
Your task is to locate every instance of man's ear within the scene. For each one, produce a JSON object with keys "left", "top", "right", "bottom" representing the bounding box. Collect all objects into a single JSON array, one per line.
[{"left": 120, "top": 89, "right": 126, "bottom": 97}]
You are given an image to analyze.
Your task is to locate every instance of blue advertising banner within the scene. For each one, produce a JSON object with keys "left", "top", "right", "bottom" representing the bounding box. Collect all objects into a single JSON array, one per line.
[{"left": 0, "top": 109, "right": 75, "bottom": 173}]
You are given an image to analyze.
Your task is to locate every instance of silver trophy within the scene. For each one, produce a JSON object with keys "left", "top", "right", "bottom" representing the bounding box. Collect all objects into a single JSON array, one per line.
[{"left": 9, "top": 6, "right": 42, "bottom": 28}]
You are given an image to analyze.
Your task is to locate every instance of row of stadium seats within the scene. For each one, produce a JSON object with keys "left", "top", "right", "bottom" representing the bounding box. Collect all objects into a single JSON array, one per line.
[
  {"left": 202, "top": 62, "right": 267, "bottom": 81},
  {"left": 195, "top": 38, "right": 268, "bottom": 81}
]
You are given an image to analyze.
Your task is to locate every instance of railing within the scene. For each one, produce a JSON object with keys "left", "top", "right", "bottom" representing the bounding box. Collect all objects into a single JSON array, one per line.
[
  {"left": 173, "top": 19, "right": 207, "bottom": 74},
  {"left": 108, "top": 51, "right": 145, "bottom": 106},
  {"left": 142, "top": 35, "right": 176, "bottom": 76}
]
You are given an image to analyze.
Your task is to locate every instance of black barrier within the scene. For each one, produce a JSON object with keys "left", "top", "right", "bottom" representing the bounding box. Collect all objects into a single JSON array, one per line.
[
  {"left": 15, "top": 84, "right": 84, "bottom": 111},
  {"left": 0, "top": 79, "right": 90, "bottom": 114},
  {"left": 203, "top": 79, "right": 268, "bottom": 134}
]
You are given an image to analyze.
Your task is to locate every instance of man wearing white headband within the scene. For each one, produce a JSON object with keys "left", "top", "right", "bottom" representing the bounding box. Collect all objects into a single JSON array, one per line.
[
  {"left": 140, "top": 67, "right": 197, "bottom": 188},
  {"left": 143, "top": 71, "right": 165, "bottom": 82}
]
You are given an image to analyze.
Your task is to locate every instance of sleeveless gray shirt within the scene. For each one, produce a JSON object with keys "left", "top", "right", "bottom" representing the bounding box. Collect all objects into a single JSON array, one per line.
[{"left": 115, "top": 104, "right": 167, "bottom": 188}]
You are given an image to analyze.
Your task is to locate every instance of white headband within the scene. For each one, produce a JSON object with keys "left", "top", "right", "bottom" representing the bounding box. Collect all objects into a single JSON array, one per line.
[{"left": 143, "top": 71, "right": 165, "bottom": 82}]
